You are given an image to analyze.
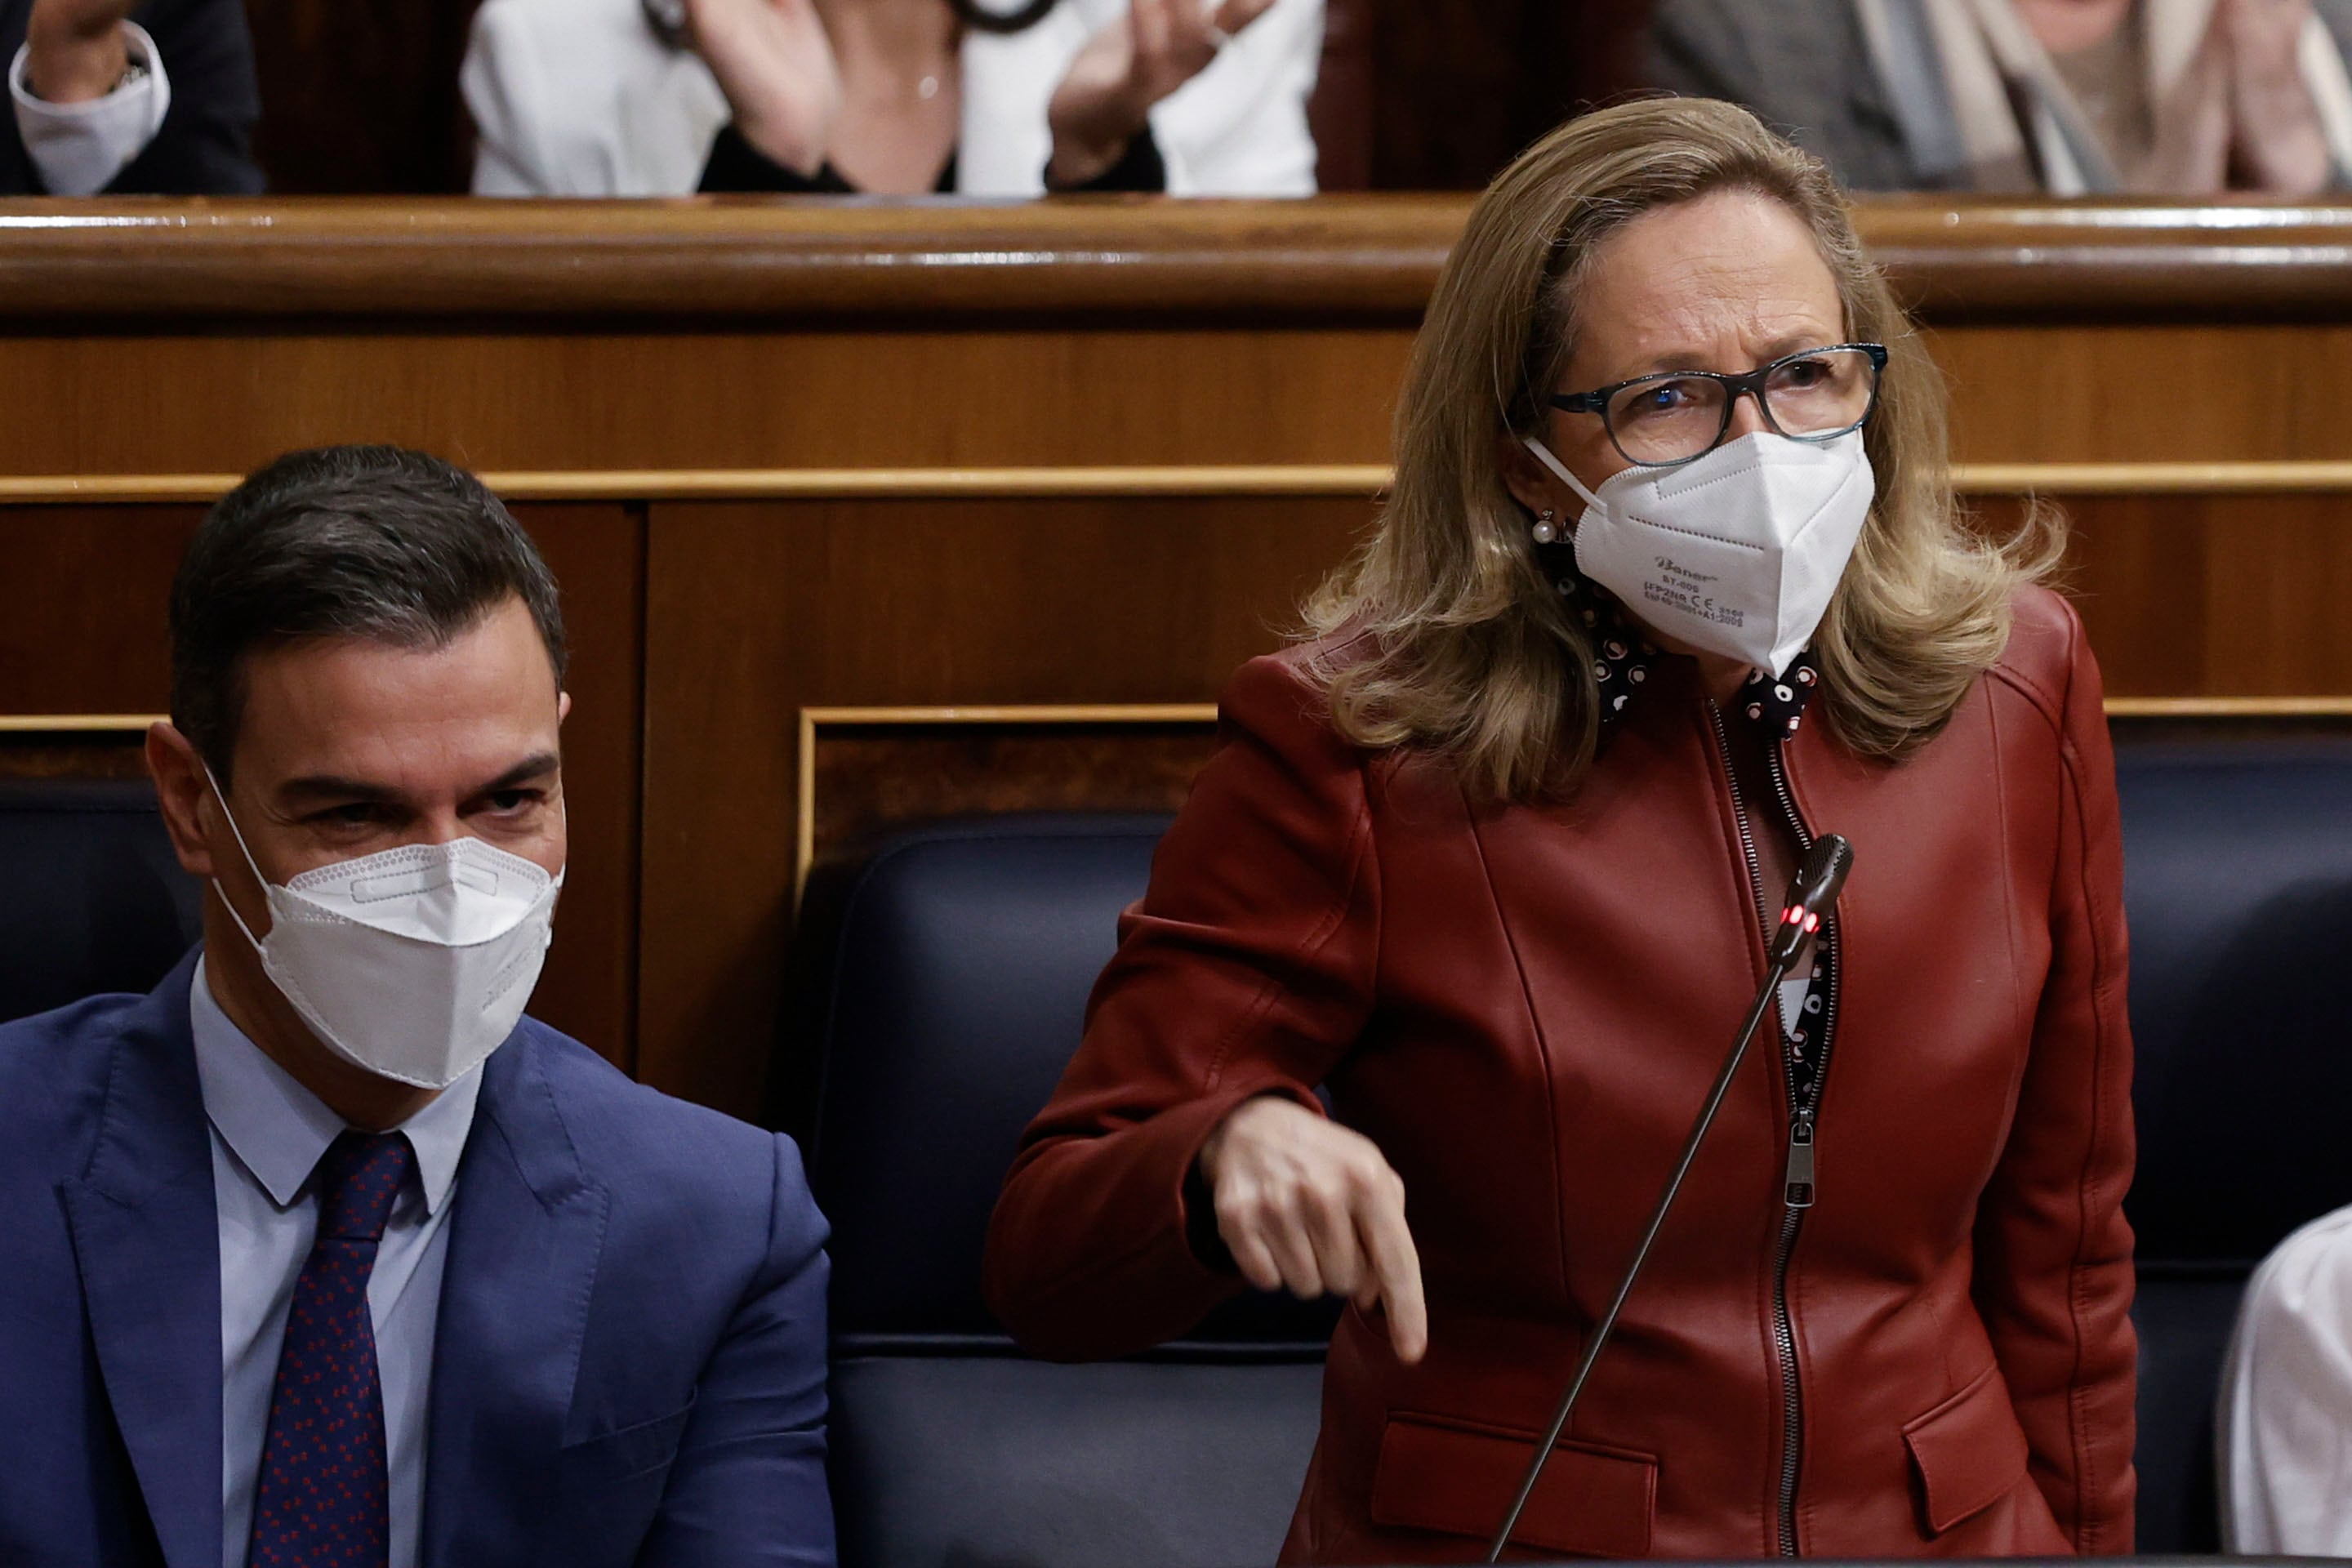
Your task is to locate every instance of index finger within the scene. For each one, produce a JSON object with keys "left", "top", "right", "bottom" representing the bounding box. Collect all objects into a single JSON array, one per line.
[
  {"left": 1134, "top": 0, "right": 1182, "bottom": 53},
  {"left": 1158, "top": 0, "right": 1216, "bottom": 47},
  {"left": 1357, "top": 1183, "right": 1428, "bottom": 1364}
]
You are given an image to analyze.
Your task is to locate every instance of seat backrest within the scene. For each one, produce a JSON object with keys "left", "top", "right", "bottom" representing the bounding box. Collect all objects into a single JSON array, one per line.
[
  {"left": 808, "top": 814, "right": 1331, "bottom": 1568},
  {"left": 0, "top": 777, "right": 198, "bottom": 1025},
  {"left": 2115, "top": 739, "right": 2352, "bottom": 1552}
]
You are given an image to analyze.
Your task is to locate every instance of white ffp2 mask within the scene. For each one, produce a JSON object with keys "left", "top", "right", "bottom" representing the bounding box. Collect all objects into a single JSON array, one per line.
[
  {"left": 1523, "top": 430, "right": 1874, "bottom": 678},
  {"left": 206, "top": 769, "right": 562, "bottom": 1089}
]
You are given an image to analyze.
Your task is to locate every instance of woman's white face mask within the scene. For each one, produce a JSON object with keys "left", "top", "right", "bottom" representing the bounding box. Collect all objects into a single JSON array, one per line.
[
  {"left": 1523, "top": 429, "right": 1876, "bottom": 679},
  {"left": 205, "top": 767, "right": 563, "bottom": 1089}
]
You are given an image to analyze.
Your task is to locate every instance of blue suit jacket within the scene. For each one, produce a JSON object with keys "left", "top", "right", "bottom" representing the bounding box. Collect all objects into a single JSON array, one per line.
[{"left": 0, "top": 951, "right": 835, "bottom": 1568}]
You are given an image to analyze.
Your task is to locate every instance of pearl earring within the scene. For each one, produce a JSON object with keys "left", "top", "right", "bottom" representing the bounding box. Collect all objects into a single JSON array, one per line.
[{"left": 1531, "top": 508, "right": 1558, "bottom": 546}]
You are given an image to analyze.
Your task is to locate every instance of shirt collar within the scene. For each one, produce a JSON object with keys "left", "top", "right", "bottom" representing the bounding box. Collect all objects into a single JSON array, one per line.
[
  {"left": 188, "top": 956, "right": 483, "bottom": 1216},
  {"left": 1535, "top": 539, "right": 1822, "bottom": 741}
]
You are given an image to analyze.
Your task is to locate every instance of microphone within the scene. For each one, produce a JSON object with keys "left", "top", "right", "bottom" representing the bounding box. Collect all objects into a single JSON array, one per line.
[
  {"left": 1768, "top": 833, "right": 1855, "bottom": 970},
  {"left": 1484, "top": 835, "right": 1855, "bottom": 1561}
]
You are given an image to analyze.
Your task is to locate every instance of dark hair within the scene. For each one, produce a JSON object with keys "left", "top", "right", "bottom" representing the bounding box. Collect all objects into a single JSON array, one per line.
[{"left": 170, "top": 445, "right": 568, "bottom": 781}]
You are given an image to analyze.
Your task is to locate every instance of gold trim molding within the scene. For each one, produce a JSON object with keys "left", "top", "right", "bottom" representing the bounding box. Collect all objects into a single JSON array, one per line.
[
  {"left": 2104, "top": 697, "right": 2352, "bottom": 717},
  {"left": 0, "top": 713, "right": 164, "bottom": 733},
  {"left": 7, "top": 460, "right": 2352, "bottom": 505},
  {"left": 1952, "top": 462, "right": 2352, "bottom": 494},
  {"left": 0, "top": 467, "right": 1396, "bottom": 505}
]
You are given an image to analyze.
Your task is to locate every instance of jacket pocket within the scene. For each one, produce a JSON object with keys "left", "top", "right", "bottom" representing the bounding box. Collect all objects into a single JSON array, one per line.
[
  {"left": 1903, "top": 1364, "right": 2031, "bottom": 1536},
  {"left": 562, "top": 1392, "right": 699, "bottom": 1486},
  {"left": 1369, "top": 1411, "right": 1657, "bottom": 1559}
]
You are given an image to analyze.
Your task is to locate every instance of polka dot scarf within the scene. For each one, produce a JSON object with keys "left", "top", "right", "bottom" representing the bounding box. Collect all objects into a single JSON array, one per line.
[{"left": 1537, "top": 537, "right": 1823, "bottom": 740}]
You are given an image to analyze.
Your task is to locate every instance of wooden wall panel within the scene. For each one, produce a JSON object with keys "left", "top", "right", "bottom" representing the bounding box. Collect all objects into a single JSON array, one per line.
[
  {"left": 0, "top": 329, "right": 1412, "bottom": 477},
  {"left": 2045, "top": 496, "right": 2208, "bottom": 698},
  {"left": 637, "top": 492, "right": 1374, "bottom": 1114},
  {"left": 1934, "top": 325, "right": 2352, "bottom": 463},
  {"left": 1, "top": 321, "right": 2347, "bottom": 482},
  {"left": 640, "top": 482, "right": 2352, "bottom": 1120},
  {"left": 0, "top": 505, "right": 197, "bottom": 710},
  {"left": 1969, "top": 492, "right": 2352, "bottom": 697},
  {"left": 510, "top": 504, "right": 646, "bottom": 1068},
  {"left": 13, "top": 487, "right": 2352, "bottom": 1120}
]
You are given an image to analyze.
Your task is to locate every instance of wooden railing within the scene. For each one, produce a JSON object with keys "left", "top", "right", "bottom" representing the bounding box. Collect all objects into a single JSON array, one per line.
[{"left": 2, "top": 194, "right": 2351, "bottom": 320}]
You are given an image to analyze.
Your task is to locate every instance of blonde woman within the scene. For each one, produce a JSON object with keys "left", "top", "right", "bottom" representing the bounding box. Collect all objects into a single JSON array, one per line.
[{"left": 985, "top": 96, "right": 2136, "bottom": 1561}]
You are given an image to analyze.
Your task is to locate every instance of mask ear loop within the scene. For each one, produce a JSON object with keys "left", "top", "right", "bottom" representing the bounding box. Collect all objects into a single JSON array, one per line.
[
  {"left": 1521, "top": 435, "right": 1606, "bottom": 518},
  {"left": 199, "top": 762, "right": 275, "bottom": 958}
]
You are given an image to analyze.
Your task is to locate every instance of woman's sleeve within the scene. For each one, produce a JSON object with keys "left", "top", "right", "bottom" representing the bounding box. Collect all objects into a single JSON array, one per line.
[
  {"left": 1971, "top": 599, "right": 2139, "bottom": 1553},
  {"left": 982, "top": 651, "right": 1379, "bottom": 1359},
  {"left": 461, "top": 0, "right": 556, "bottom": 196}
]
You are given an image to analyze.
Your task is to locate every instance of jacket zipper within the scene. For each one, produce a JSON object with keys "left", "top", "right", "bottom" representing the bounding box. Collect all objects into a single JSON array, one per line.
[{"left": 1708, "top": 706, "right": 1842, "bottom": 1557}]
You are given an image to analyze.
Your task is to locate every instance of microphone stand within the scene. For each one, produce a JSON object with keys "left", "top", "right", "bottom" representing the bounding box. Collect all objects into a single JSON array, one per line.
[{"left": 1483, "top": 835, "right": 1851, "bottom": 1562}]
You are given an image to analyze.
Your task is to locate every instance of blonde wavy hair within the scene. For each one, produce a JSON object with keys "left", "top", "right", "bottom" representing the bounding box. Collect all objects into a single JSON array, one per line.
[{"left": 1303, "top": 96, "right": 2061, "bottom": 803}]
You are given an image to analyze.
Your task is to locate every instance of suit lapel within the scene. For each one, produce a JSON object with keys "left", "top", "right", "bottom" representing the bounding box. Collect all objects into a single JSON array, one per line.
[
  {"left": 59, "top": 951, "right": 225, "bottom": 1568},
  {"left": 421, "top": 1029, "right": 609, "bottom": 1566}
]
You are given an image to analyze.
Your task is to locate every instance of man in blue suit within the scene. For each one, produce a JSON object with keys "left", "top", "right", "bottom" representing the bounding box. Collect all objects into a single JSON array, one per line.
[{"left": 0, "top": 445, "right": 835, "bottom": 1567}]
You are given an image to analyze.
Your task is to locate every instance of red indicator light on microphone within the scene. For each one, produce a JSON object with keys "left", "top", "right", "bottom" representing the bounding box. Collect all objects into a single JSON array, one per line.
[{"left": 1804, "top": 913, "right": 1820, "bottom": 933}]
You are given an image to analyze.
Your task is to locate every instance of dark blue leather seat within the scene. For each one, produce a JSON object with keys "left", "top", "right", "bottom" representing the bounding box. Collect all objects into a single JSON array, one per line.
[
  {"left": 0, "top": 777, "right": 199, "bottom": 1025},
  {"left": 807, "top": 815, "right": 1334, "bottom": 1568},
  {"left": 2115, "top": 741, "right": 2352, "bottom": 1552}
]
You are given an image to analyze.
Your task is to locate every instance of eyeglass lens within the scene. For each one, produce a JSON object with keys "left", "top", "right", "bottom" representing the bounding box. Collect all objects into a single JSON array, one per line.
[{"left": 1606, "top": 347, "right": 1878, "bottom": 466}]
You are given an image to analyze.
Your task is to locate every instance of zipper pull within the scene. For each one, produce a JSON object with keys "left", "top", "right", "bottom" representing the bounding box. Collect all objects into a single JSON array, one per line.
[{"left": 1784, "top": 1111, "right": 1817, "bottom": 1209}]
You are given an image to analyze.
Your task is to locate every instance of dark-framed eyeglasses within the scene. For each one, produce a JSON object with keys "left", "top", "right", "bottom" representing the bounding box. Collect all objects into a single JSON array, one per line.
[{"left": 1548, "top": 343, "right": 1889, "bottom": 469}]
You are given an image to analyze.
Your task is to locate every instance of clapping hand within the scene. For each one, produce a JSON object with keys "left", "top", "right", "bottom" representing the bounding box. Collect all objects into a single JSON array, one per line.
[
  {"left": 1046, "top": 0, "right": 1278, "bottom": 187},
  {"left": 686, "top": 0, "right": 844, "bottom": 179},
  {"left": 25, "top": 0, "right": 141, "bottom": 103}
]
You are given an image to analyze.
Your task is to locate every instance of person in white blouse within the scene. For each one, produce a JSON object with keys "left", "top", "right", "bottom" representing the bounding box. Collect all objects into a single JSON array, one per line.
[
  {"left": 462, "top": 0, "right": 1324, "bottom": 196},
  {"left": 2221, "top": 1205, "right": 2352, "bottom": 1553},
  {"left": 2, "top": 0, "right": 260, "bottom": 194}
]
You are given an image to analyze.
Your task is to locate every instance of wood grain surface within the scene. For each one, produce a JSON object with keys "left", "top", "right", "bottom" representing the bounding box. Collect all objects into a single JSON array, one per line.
[
  {"left": 637, "top": 492, "right": 1371, "bottom": 1112},
  {"left": 1, "top": 196, "right": 2350, "bottom": 321}
]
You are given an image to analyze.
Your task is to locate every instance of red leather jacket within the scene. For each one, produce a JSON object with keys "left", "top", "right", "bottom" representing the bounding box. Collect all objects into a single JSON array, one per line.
[{"left": 984, "top": 585, "right": 2136, "bottom": 1561}]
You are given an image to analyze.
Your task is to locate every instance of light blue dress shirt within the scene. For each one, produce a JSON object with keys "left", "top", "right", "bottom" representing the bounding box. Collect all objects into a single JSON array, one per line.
[{"left": 189, "top": 959, "right": 483, "bottom": 1568}]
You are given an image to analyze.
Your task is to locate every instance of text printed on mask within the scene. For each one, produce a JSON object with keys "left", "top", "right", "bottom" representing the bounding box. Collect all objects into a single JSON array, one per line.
[{"left": 1646, "top": 556, "right": 1745, "bottom": 628}]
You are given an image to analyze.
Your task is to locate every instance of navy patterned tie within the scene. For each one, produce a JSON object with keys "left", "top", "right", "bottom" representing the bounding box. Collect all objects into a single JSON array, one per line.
[{"left": 247, "top": 1129, "right": 413, "bottom": 1568}]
